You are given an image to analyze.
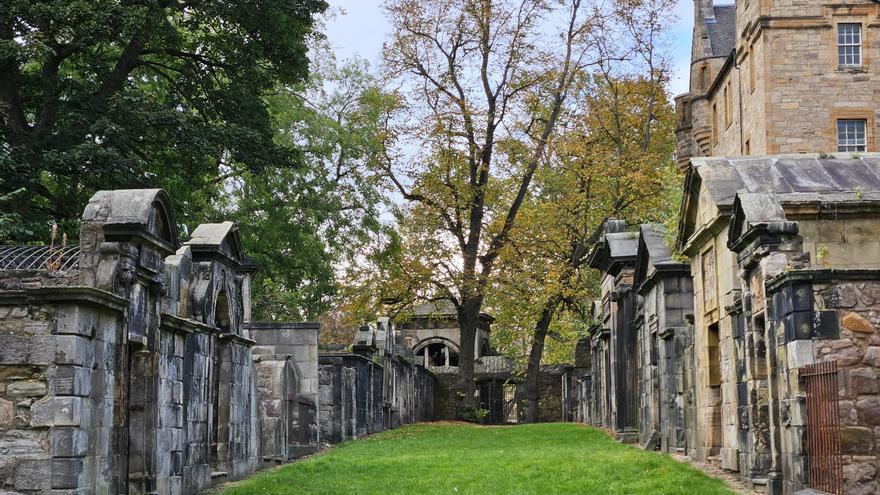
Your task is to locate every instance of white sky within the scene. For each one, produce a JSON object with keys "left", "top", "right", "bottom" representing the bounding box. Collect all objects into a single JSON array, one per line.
[{"left": 323, "top": 0, "right": 697, "bottom": 96}]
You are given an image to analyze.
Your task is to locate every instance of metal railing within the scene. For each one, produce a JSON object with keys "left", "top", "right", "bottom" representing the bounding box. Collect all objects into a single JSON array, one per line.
[
  {"left": 801, "top": 361, "right": 842, "bottom": 495},
  {"left": 0, "top": 245, "right": 80, "bottom": 271}
]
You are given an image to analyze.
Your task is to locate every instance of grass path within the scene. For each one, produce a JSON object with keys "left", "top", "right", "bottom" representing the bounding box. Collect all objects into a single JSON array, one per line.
[{"left": 215, "top": 422, "right": 735, "bottom": 495}]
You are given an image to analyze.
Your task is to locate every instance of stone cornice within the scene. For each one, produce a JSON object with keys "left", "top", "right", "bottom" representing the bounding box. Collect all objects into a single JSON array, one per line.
[
  {"left": 219, "top": 332, "right": 256, "bottom": 347},
  {"left": 0, "top": 286, "right": 128, "bottom": 312},
  {"left": 766, "top": 268, "right": 880, "bottom": 294},
  {"left": 160, "top": 313, "right": 215, "bottom": 335}
]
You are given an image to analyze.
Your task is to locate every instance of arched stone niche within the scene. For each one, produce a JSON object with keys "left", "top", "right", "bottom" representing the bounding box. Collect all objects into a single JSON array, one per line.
[
  {"left": 80, "top": 188, "right": 180, "bottom": 296},
  {"left": 82, "top": 188, "right": 179, "bottom": 249},
  {"left": 185, "top": 222, "right": 251, "bottom": 334}
]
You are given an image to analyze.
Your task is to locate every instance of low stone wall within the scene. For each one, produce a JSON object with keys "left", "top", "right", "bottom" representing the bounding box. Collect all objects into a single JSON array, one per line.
[
  {"left": 317, "top": 350, "right": 434, "bottom": 444},
  {"left": 250, "top": 322, "right": 320, "bottom": 460}
]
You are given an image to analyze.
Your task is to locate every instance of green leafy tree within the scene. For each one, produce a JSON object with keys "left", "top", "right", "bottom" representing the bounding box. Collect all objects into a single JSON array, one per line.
[
  {"left": 0, "top": 0, "right": 327, "bottom": 241},
  {"left": 491, "top": 0, "right": 680, "bottom": 422},
  {"left": 214, "top": 51, "right": 399, "bottom": 321},
  {"left": 378, "top": 0, "right": 607, "bottom": 411}
]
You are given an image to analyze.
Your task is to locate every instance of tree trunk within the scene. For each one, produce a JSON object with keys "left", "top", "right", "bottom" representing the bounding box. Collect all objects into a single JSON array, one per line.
[
  {"left": 524, "top": 298, "right": 559, "bottom": 423},
  {"left": 456, "top": 296, "right": 482, "bottom": 413}
]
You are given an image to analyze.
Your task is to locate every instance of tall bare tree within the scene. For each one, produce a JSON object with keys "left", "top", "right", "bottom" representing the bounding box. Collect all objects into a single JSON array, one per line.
[
  {"left": 379, "top": 0, "right": 604, "bottom": 410},
  {"left": 501, "top": 0, "right": 678, "bottom": 422}
]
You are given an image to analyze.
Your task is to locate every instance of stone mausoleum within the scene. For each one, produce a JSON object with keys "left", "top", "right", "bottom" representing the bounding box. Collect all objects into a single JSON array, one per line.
[
  {"left": 394, "top": 300, "right": 571, "bottom": 424},
  {"left": 568, "top": 0, "right": 880, "bottom": 493},
  {"left": 0, "top": 189, "right": 434, "bottom": 495}
]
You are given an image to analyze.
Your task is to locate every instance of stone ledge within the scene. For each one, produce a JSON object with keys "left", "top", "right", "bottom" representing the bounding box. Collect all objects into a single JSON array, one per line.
[
  {"left": 0, "top": 287, "right": 128, "bottom": 312},
  {"left": 767, "top": 268, "right": 880, "bottom": 294},
  {"left": 160, "top": 313, "right": 215, "bottom": 335}
]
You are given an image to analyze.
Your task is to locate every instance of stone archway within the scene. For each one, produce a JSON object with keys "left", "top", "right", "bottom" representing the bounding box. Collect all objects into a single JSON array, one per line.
[{"left": 414, "top": 338, "right": 461, "bottom": 367}]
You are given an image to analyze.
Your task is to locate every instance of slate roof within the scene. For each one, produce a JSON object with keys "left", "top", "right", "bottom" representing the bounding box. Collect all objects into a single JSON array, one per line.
[
  {"left": 706, "top": 5, "right": 735, "bottom": 57},
  {"left": 689, "top": 154, "right": 880, "bottom": 207},
  {"left": 732, "top": 192, "right": 787, "bottom": 224},
  {"left": 187, "top": 221, "right": 237, "bottom": 247},
  {"left": 638, "top": 224, "right": 679, "bottom": 268},
  {"left": 727, "top": 192, "right": 799, "bottom": 251},
  {"left": 184, "top": 221, "right": 249, "bottom": 266},
  {"left": 633, "top": 224, "right": 688, "bottom": 291},
  {"left": 588, "top": 220, "right": 638, "bottom": 275},
  {"left": 679, "top": 154, "right": 880, "bottom": 250},
  {"left": 605, "top": 232, "right": 639, "bottom": 259}
]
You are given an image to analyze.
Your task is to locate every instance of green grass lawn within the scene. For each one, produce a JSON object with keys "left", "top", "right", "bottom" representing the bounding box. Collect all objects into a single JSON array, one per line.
[{"left": 215, "top": 422, "right": 735, "bottom": 495}]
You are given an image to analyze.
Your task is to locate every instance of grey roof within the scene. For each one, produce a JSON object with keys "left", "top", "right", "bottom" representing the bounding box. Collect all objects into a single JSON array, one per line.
[
  {"left": 186, "top": 221, "right": 236, "bottom": 246},
  {"left": 679, "top": 154, "right": 880, "bottom": 250},
  {"left": 634, "top": 224, "right": 688, "bottom": 290},
  {"left": 727, "top": 192, "right": 799, "bottom": 250},
  {"left": 638, "top": 224, "right": 678, "bottom": 267},
  {"left": 734, "top": 192, "right": 786, "bottom": 224},
  {"left": 411, "top": 299, "right": 457, "bottom": 317},
  {"left": 691, "top": 154, "right": 880, "bottom": 207},
  {"left": 587, "top": 219, "right": 638, "bottom": 273},
  {"left": 184, "top": 221, "right": 246, "bottom": 264},
  {"left": 706, "top": 5, "right": 735, "bottom": 57},
  {"left": 605, "top": 232, "right": 639, "bottom": 259}
]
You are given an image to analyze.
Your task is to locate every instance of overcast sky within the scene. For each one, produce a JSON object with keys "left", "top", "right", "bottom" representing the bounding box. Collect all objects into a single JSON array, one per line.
[{"left": 323, "top": 0, "right": 696, "bottom": 96}]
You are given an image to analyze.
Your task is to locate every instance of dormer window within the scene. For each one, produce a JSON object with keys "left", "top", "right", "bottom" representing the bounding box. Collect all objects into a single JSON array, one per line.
[{"left": 838, "top": 23, "right": 862, "bottom": 67}]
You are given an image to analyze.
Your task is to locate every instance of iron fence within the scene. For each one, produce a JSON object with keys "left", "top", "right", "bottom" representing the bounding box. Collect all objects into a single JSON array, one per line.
[{"left": 0, "top": 245, "right": 80, "bottom": 271}]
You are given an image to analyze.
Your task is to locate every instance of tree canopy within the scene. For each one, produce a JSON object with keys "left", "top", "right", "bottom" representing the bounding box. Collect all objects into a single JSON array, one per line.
[{"left": 0, "top": 0, "right": 326, "bottom": 240}]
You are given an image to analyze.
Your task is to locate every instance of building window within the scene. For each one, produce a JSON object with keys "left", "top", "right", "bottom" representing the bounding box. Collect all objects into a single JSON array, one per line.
[
  {"left": 837, "top": 119, "right": 867, "bottom": 152},
  {"left": 700, "top": 66, "right": 708, "bottom": 90},
  {"left": 744, "top": 138, "right": 751, "bottom": 155},
  {"left": 838, "top": 23, "right": 862, "bottom": 66}
]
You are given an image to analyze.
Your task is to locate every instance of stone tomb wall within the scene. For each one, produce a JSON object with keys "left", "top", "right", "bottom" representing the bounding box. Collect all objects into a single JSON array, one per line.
[
  {"left": 761, "top": 274, "right": 880, "bottom": 495},
  {"left": 250, "top": 322, "right": 320, "bottom": 460},
  {"left": 0, "top": 189, "right": 308, "bottom": 495},
  {"left": 573, "top": 200, "right": 880, "bottom": 493}
]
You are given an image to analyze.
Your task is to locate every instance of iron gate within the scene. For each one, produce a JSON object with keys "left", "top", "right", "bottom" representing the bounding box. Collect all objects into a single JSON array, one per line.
[{"left": 801, "top": 361, "right": 842, "bottom": 495}]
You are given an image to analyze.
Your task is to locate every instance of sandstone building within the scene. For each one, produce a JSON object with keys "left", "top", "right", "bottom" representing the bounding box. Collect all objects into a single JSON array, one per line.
[
  {"left": 571, "top": 1, "right": 880, "bottom": 494},
  {"left": 675, "top": 0, "right": 880, "bottom": 164}
]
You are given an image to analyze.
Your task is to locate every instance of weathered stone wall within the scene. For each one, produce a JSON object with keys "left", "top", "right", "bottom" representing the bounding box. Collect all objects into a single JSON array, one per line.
[
  {"left": 0, "top": 189, "right": 314, "bottom": 495},
  {"left": 813, "top": 279, "right": 880, "bottom": 495},
  {"left": 759, "top": 275, "right": 880, "bottom": 495},
  {"left": 317, "top": 356, "right": 348, "bottom": 444},
  {"left": 431, "top": 370, "right": 459, "bottom": 420},
  {"left": 250, "top": 322, "right": 320, "bottom": 459},
  {"left": 317, "top": 348, "right": 434, "bottom": 444},
  {"left": 0, "top": 298, "right": 126, "bottom": 494},
  {"left": 513, "top": 365, "right": 565, "bottom": 423}
]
